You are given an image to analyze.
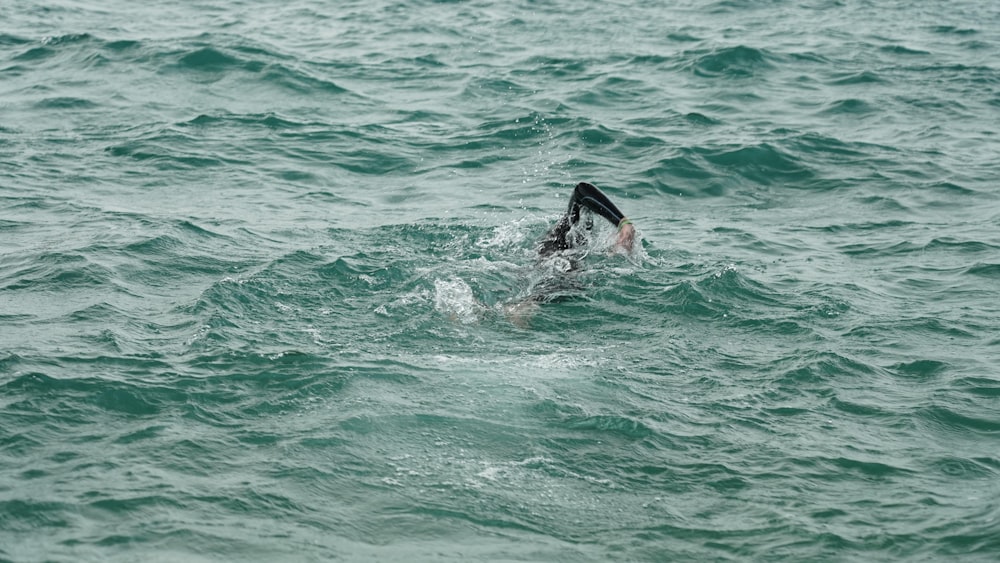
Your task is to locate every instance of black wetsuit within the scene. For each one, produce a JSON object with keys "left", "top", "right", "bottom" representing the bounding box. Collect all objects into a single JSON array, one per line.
[{"left": 538, "top": 182, "right": 628, "bottom": 257}]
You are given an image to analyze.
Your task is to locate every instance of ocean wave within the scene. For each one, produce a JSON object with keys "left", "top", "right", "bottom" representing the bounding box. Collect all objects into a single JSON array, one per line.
[
  {"left": 32, "top": 97, "right": 100, "bottom": 110},
  {"left": 920, "top": 404, "right": 1000, "bottom": 435},
  {"left": 820, "top": 97, "right": 878, "bottom": 115},
  {"left": 826, "top": 69, "right": 887, "bottom": 85},
  {"left": 683, "top": 45, "right": 775, "bottom": 78},
  {"left": 839, "top": 237, "right": 999, "bottom": 258},
  {"left": 10, "top": 33, "right": 97, "bottom": 63},
  {"left": 104, "top": 128, "right": 247, "bottom": 170},
  {"left": 694, "top": 142, "right": 816, "bottom": 185},
  {"left": 5, "top": 32, "right": 357, "bottom": 104},
  {"left": 1, "top": 251, "right": 113, "bottom": 292}
]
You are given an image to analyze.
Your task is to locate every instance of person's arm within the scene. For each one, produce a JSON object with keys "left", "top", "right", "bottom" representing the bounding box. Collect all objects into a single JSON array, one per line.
[
  {"left": 573, "top": 183, "right": 635, "bottom": 252},
  {"left": 568, "top": 182, "right": 626, "bottom": 226}
]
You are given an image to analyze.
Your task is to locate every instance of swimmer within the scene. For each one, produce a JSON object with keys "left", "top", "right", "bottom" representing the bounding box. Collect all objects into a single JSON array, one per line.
[
  {"left": 537, "top": 181, "right": 636, "bottom": 258},
  {"left": 505, "top": 182, "right": 636, "bottom": 326}
]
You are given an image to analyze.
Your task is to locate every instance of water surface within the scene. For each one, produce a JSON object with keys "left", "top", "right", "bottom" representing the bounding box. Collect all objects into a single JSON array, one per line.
[{"left": 2, "top": 0, "right": 999, "bottom": 560}]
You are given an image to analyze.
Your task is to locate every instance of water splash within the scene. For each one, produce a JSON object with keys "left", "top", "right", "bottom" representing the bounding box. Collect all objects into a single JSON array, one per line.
[{"left": 433, "top": 277, "right": 483, "bottom": 324}]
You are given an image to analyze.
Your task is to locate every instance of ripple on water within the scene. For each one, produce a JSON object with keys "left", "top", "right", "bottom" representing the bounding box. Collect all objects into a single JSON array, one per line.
[{"left": 685, "top": 45, "right": 775, "bottom": 78}]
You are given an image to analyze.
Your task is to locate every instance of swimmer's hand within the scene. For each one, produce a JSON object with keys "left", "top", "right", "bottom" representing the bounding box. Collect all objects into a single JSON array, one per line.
[{"left": 616, "top": 218, "right": 635, "bottom": 252}]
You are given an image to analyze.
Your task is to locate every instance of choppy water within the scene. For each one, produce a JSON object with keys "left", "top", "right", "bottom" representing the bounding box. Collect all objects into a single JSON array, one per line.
[{"left": 2, "top": 0, "right": 1000, "bottom": 560}]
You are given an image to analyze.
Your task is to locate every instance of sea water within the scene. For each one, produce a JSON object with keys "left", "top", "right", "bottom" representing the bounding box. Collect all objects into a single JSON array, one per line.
[{"left": 2, "top": 0, "right": 999, "bottom": 560}]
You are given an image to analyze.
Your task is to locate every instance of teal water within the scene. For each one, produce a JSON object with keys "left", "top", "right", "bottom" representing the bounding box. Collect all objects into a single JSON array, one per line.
[{"left": 2, "top": 0, "right": 999, "bottom": 560}]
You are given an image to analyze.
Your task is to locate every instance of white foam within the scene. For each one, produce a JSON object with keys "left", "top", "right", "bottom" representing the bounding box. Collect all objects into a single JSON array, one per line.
[
  {"left": 433, "top": 277, "right": 483, "bottom": 324},
  {"left": 475, "top": 219, "right": 528, "bottom": 250}
]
